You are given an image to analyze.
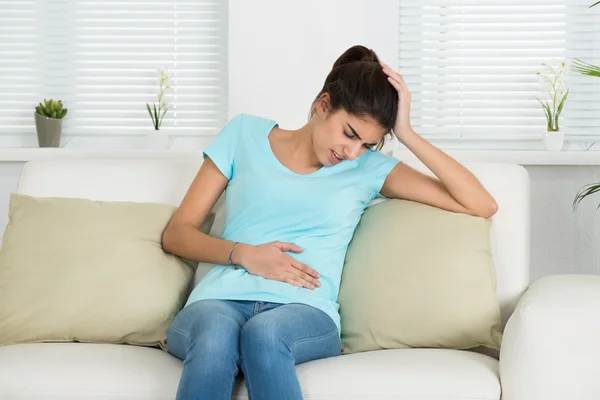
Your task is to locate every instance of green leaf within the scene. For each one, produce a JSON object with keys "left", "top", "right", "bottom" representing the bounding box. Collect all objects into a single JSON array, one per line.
[
  {"left": 536, "top": 98, "right": 552, "bottom": 126},
  {"left": 556, "top": 89, "right": 569, "bottom": 117},
  {"left": 153, "top": 103, "right": 159, "bottom": 130},
  {"left": 591, "top": 1, "right": 600, "bottom": 8},
  {"left": 159, "top": 107, "right": 168, "bottom": 128},
  {"left": 146, "top": 103, "right": 156, "bottom": 127},
  {"left": 572, "top": 58, "right": 600, "bottom": 78},
  {"left": 573, "top": 183, "right": 600, "bottom": 210}
]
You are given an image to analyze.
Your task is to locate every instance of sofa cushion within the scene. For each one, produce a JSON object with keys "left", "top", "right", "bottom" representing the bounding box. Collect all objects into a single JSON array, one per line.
[
  {"left": 339, "top": 199, "right": 502, "bottom": 354},
  {"left": 0, "top": 343, "right": 500, "bottom": 400},
  {"left": 0, "top": 343, "right": 182, "bottom": 400},
  {"left": 0, "top": 193, "right": 214, "bottom": 349}
]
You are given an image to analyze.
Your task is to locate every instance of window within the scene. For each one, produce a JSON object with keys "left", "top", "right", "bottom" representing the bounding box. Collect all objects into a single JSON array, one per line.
[
  {"left": 399, "top": 0, "right": 600, "bottom": 146},
  {"left": 0, "top": 0, "right": 228, "bottom": 146}
]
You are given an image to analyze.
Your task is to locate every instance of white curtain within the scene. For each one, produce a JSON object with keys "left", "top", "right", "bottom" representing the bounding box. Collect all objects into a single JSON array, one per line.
[
  {"left": 0, "top": 0, "right": 228, "bottom": 139},
  {"left": 399, "top": 0, "right": 600, "bottom": 141}
]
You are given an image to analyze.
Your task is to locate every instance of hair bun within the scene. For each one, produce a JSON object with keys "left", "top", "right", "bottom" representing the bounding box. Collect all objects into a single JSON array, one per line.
[{"left": 332, "top": 45, "right": 379, "bottom": 69}]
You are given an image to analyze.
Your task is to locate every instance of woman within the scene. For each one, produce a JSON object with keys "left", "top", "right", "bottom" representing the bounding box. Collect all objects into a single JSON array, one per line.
[{"left": 161, "top": 45, "right": 498, "bottom": 400}]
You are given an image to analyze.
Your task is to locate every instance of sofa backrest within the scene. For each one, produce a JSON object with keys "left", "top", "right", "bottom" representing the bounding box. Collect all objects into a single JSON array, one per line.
[{"left": 15, "top": 158, "right": 530, "bottom": 331}]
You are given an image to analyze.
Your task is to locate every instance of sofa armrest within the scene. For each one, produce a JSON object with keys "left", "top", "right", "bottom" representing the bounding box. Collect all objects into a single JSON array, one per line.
[{"left": 499, "top": 274, "right": 600, "bottom": 400}]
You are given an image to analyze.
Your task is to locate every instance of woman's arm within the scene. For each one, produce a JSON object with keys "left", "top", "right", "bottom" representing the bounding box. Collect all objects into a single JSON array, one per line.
[
  {"left": 379, "top": 61, "right": 498, "bottom": 219},
  {"left": 162, "top": 157, "right": 321, "bottom": 289},
  {"left": 380, "top": 132, "right": 498, "bottom": 219},
  {"left": 162, "top": 157, "right": 239, "bottom": 265}
]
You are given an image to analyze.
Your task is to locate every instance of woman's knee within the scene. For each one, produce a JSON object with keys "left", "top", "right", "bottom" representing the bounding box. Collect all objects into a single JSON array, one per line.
[
  {"left": 167, "top": 299, "right": 246, "bottom": 360},
  {"left": 240, "top": 315, "right": 288, "bottom": 357}
]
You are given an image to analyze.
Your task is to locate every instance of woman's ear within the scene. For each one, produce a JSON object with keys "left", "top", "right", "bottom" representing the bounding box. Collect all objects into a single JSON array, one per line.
[{"left": 316, "top": 93, "right": 331, "bottom": 117}]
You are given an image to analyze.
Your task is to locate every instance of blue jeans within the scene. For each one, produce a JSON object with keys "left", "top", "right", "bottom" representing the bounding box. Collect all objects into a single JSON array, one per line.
[{"left": 167, "top": 299, "right": 341, "bottom": 400}]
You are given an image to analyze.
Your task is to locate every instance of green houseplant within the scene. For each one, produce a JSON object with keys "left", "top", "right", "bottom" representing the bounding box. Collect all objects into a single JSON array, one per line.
[
  {"left": 146, "top": 69, "right": 170, "bottom": 131},
  {"left": 34, "top": 98, "right": 68, "bottom": 148},
  {"left": 572, "top": 2, "right": 600, "bottom": 79},
  {"left": 536, "top": 62, "right": 569, "bottom": 150},
  {"left": 573, "top": 2, "right": 599, "bottom": 209},
  {"left": 145, "top": 69, "right": 171, "bottom": 149}
]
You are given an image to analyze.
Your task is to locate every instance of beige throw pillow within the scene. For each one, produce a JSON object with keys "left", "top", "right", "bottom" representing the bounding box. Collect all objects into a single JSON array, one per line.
[
  {"left": 0, "top": 193, "right": 214, "bottom": 349},
  {"left": 338, "top": 199, "right": 502, "bottom": 354}
]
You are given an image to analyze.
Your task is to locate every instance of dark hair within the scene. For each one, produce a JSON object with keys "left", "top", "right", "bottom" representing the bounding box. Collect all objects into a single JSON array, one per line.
[{"left": 309, "top": 45, "right": 398, "bottom": 151}]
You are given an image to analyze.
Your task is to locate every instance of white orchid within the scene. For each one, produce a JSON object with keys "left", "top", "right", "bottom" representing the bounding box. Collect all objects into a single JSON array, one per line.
[{"left": 146, "top": 68, "right": 171, "bottom": 130}]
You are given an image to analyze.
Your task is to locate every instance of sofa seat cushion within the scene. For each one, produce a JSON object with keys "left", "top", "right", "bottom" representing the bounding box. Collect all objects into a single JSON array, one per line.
[
  {"left": 0, "top": 343, "right": 182, "bottom": 400},
  {"left": 0, "top": 343, "right": 500, "bottom": 400},
  {"left": 284, "top": 348, "right": 500, "bottom": 400}
]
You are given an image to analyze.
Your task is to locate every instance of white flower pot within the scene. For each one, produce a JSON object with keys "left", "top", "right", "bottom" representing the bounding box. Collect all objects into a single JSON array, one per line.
[
  {"left": 544, "top": 130, "right": 564, "bottom": 151},
  {"left": 146, "top": 129, "right": 170, "bottom": 149}
]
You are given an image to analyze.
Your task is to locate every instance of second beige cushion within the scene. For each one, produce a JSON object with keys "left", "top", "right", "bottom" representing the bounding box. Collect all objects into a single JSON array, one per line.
[
  {"left": 338, "top": 199, "right": 502, "bottom": 354},
  {"left": 0, "top": 193, "right": 214, "bottom": 349}
]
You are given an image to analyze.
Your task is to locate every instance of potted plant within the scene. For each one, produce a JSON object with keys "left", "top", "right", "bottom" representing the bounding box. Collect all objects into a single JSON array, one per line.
[
  {"left": 572, "top": 2, "right": 599, "bottom": 209},
  {"left": 536, "top": 62, "right": 569, "bottom": 151},
  {"left": 145, "top": 69, "right": 171, "bottom": 149},
  {"left": 34, "top": 98, "right": 68, "bottom": 148}
]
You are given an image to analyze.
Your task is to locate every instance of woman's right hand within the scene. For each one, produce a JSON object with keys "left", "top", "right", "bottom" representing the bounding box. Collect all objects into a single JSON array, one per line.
[{"left": 232, "top": 242, "right": 321, "bottom": 290}]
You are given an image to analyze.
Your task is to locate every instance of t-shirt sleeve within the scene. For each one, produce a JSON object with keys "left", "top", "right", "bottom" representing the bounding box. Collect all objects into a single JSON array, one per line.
[
  {"left": 363, "top": 149, "right": 401, "bottom": 200},
  {"left": 202, "top": 113, "right": 244, "bottom": 180}
]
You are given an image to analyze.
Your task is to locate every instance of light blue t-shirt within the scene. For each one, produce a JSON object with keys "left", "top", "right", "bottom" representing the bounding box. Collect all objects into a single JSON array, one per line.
[{"left": 185, "top": 113, "right": 401, "bottom": 334}]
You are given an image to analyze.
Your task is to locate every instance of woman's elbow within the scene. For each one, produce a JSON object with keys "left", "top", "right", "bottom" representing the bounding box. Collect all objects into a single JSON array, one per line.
[
  {"left": 479, "top": 198, "right": 499, "bottom": 219},
  {"left": 161, "top": 224, "right": 177, "bottom": 253}
]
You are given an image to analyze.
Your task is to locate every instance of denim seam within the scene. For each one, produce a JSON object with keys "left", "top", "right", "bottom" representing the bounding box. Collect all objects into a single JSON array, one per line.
[
  {"left": 290, "top": 328, "right": 339, "bottom": 353},
  {"left": 169, "top": 324, "right": 189, "bottom": 338},
  {"left": 240, "top": 348, "right": 254, "bottom": 400}
]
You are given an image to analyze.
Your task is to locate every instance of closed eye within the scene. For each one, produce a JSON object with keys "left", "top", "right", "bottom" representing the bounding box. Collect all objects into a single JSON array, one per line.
[{"left": 344, "top": 130, "right": 375, "bottom": 150}]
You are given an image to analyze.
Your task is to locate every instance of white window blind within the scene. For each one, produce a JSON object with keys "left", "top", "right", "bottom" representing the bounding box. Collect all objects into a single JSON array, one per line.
[
  {"left": 399, "top": 0, "right": 600, "bottom": 141},
  {"left": 0, "top": 0, "right": 228, "bottom": 143}
]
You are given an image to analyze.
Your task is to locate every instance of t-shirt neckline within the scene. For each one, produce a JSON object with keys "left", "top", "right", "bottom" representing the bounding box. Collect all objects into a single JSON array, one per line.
[{"left": 264, "top": 118, "right": 327, "bottom": 177}]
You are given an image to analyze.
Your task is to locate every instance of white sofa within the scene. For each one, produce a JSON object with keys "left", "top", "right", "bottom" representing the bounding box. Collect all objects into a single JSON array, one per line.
[{"left": 0, "top": 158, "right": 599, "bottom": 400}]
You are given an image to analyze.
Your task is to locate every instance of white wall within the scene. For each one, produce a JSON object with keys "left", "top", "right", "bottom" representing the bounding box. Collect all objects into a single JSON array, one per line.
[{"left": 528, "top": 166, "right": 600, "bottom": 279}]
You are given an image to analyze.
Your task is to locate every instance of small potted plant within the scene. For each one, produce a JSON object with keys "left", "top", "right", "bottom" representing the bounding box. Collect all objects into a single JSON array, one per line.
[
  {"left": 145, "top": 69, "right": 171, "bottom": 149},
  {"left": 536, "top": 61, "right": 569, "bottom": 151},
  {"left": 34, "top": 98, "right": 68, "bottom": 148}
]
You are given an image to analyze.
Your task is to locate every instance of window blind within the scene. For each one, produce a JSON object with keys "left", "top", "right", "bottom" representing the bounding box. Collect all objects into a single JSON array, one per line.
[
  {"left": 0, "top": 0, "right": 228, "bottom": 140},
  {"left": 399, "top": 0, "right": 600, "bottom": 140}
]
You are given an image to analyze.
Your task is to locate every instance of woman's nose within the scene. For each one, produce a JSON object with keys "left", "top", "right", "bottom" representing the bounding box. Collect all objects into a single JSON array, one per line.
[{"left": 344, "top": 143, "right": 362, "bottom": 161}]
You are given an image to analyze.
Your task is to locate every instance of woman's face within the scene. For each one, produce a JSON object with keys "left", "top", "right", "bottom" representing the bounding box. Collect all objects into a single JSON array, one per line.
[{"left": 313, "top": 95, "right": 388, "bottom": 167}]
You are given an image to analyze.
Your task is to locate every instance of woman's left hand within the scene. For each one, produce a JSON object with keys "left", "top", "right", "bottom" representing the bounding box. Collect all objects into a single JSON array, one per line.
[{"left": 380, "top": 61, "right": 414, "bottom": 142}]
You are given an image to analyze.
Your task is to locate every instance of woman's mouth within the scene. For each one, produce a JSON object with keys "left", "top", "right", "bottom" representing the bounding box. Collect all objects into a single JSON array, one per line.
[{"left": 330, "top": 150, "right": 343, "bottom": 164}]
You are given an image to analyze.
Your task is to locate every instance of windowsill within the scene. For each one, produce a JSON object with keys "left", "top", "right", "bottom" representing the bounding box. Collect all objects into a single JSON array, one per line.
[
  {"left": 394, "top": 149, "right": 600, "bottom": 166},
  {"left": 0, "top": 148, "right": 203, "bottom": 162},
  {"left": 0, "top": 147, "right": 599, "bottom": 166}
]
